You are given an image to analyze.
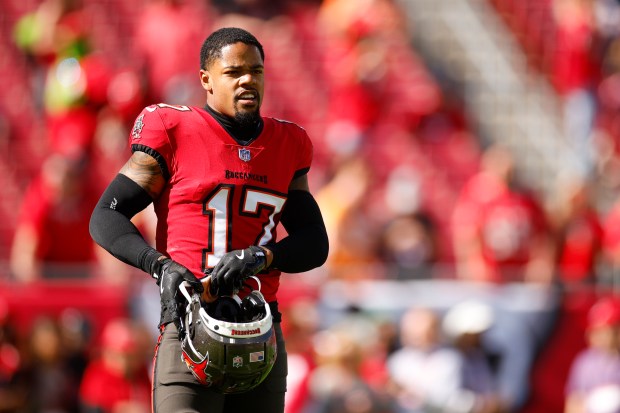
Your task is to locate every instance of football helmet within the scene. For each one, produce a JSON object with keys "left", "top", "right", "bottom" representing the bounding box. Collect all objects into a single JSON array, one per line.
[{"left": 178, "top": 279, "right": 277, "bottom": 394}]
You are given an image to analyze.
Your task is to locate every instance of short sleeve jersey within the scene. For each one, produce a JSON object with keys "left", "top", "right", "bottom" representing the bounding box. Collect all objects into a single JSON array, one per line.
[{"left": 129, "top": 104, "right": 313, "bottom": 302}]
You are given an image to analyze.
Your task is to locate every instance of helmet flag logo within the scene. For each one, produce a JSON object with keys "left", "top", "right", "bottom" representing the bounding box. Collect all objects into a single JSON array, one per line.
[{"left": 250, "top": 351, "right": 264, "bottom": 362}]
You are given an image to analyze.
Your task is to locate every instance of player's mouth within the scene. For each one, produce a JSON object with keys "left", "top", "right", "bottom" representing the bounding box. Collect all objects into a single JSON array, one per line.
[{"left": 236, "top": 91, "right": 259, "bottom": 106}]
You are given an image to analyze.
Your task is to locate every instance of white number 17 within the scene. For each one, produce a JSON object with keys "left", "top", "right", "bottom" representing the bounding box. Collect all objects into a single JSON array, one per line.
[{"left": 202, "top": 184, "right": 286, "bottom": 270}]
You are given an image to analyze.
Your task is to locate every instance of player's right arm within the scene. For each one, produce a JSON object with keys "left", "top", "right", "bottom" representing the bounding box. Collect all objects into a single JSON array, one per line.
[
  {"left": 90, "top": 149, "right": 203, "bottom": 332},
  {"left": 90, "top": 104, "right": 185, "bottom": 282},
  {"left": 89, "top": 150, "right": 166, "bottom": 278}
]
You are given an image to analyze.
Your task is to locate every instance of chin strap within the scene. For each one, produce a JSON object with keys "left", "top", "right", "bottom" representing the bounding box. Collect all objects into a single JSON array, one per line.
[{"left": 244, "top": 275, "right": 262, "bottom": 292}]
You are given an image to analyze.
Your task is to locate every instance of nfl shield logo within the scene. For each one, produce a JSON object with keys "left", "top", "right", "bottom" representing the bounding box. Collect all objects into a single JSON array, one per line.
[
  {"left": 238, "top": 148, "right": 251, "bottom": 162},
  {"left": 232, "top": 356, "right": 243, "bottom": 368}
]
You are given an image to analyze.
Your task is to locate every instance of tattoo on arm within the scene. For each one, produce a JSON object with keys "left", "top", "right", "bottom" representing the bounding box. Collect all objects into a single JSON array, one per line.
[{"left": 119, "top": 151, "right": 166, "bottom": 199}]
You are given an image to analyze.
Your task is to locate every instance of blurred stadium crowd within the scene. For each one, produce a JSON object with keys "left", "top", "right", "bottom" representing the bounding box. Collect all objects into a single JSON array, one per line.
[{"left": 2, "top": 0, "right": 620, "bottom": 412}]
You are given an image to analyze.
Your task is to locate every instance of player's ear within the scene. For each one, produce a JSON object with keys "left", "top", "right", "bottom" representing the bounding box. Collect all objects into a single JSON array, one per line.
[{"left": 200, "top": 69, "right": 213, "bottom": 93}]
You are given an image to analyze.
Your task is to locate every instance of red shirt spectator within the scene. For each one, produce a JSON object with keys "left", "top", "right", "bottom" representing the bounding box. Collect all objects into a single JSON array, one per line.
[
  {"left": 601, "top": 198, "right": 620, "bottom": 268},
  {"left": 550, "top": 177, "right": 603, "bottom": 284},
  {"left": 131, "top": 0, "right": 209, "bottom": 103},
  {"left": 452, "top": 145, "right": 554, "bottom": 283},
  {"left": 557, "top": 210, "right": 603, "bottom": 283},
  {"left": 79, "top": 319, "right": 151, "bottom": 413},
  {"left": 46, "top": 106, "right": 98, "bottom": 158},
  {"left": 551, "top": 0, "right": 599, "bottom": 95},
  {"left": 10, "top": 153, "right": 98, "bottom": 281}
]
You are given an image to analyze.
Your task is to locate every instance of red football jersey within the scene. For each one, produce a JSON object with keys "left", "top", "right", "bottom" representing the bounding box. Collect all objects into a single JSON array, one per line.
[{"left": 129, "top": 103, "right": 313, "bottom": 302}]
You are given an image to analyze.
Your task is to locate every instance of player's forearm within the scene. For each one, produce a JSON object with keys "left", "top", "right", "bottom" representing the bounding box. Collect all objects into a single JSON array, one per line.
[
  {"left": 89, "top": 173, "right": 163, "bottom": 275},
  {"left": 266, "top": 226, "right": 328, "bottom": 272},
  {"left": 264, "top": 190, "right": 329, "bottom": 273}
]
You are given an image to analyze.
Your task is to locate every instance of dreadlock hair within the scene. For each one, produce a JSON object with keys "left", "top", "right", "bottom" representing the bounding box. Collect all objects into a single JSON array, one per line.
[{"left": 200, "top": 27, "right": 265, "bottom": 70}]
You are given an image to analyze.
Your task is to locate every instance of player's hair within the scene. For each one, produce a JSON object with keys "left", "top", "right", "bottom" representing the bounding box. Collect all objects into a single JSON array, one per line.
[{"left": 200, "top": 27, "right": 265, "bottom": 70}]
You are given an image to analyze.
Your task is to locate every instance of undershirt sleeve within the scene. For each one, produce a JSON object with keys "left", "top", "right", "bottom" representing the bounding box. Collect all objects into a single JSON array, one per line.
[
  {"left": 266, "top": 189, "right": 329, "bottom": 273},
  {"left": 89, "top": 174, "right": 161, "bottom": 275}
]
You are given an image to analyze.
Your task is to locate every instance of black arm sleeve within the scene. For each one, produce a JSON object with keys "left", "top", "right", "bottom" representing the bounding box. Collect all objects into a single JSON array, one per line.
[
  {"left": 266, "top": 190, "right": 329, "bottom": 273},
  {"left": 89, "top": 174, "right": 162, "bottom": 276}
]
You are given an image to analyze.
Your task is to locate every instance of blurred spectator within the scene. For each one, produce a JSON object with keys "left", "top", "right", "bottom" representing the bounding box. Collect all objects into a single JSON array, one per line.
[
  {"left": 10, "top": 153, "right": 98, "bottom": 282},
  {"left": 131, "top": 0, "right": 210, "bottom": 105},
  {"left": 58, "top": 309, "right": 91, "bottom": 388},
  {"left": 450, "top": 145, "right": 563, "bottom": 410},
  {"left": 21, "top": 316, "right": 82, "bottom": 413},
  {"left": 451, "top": 144, "right": 555, "bottom": 284},
  {"left": 383, "top": 164, "right": 424, "bottom": 218},
  {"left": 363, "top": 317, "right": 399, "bottom": 392},
  {"left": 386, "top": 307, "right": 446, "bottom": 412},
  {"left": 104, "top": 70, "right": 145, "bottom": 126},
  {"left": 593, "top": 0, "right": 620, "bottom": 47},
  {"left": 330, "top": 309, "right": 395, "bottom": 397},
  {"left": 0, "top": 299, "right": 27, "bottom": 412},
  {"left": 282, "top": 299, "right": 320, "bottom": 413},
  {"left": 387, "top": 301, "right": 505, "bottom": 413},
  {"left": 484, "top": 296, "right": 561, "bottom": 413},
  {"left": 378, "top": 211, "right": 439, "bottom": 280},
  {"left": 315, "top": 157, "right": 385, "bottom": 280},
  {"left": 565, "top": 296, "right": 620, "bottom": 413},
  {"left": 317, "top": 0, "right": 440, "bottom": 165},
  {"left": 42, "top": 53, "right": 112, "bottom": 118},
  {"left": 89, "top": 107, "right": 130, "bottom": 195},
  {"left": 45, "top": 104, "right": 98, "bottom": 159},
  {"left": 316, "top": 0, "right": 384, "bottom": 158},
  {"left": 13, "top": 0, "right": 95, "bottom": 120},
  {"left": 308, "top": 328, "right": 397, "bottom": 413},
  {"left": 548, "top": 174, "right": 603, "bottom": 286},
  {"left": 433, "top": 301, "right": 506, "bottom": 413},
  {"left": 551, "top": 0, "right": 600, "bottom": 175},
  {"left": 601, "top": 196, "right": 620, "bottom": 275},
  {"left": 79, "top": 318, "right": 151, "bottom": 413},
  {"left": 13, "top": 0, "right": 89, "bottom": 65}
]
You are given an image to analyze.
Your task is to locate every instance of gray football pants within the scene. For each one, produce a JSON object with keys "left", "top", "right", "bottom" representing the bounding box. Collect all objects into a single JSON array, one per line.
[{"left": 152, "top": 322, "right": 287, "bottom": 413}]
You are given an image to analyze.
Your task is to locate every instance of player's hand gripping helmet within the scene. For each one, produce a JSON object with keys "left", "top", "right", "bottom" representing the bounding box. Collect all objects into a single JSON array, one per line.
[{"left": 178, "top": 278, "right": 277, "bottom": 394}]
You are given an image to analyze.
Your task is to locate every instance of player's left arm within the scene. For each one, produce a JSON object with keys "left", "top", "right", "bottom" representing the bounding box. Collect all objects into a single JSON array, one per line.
[
  {"left": 209, "top": 173, "right": 328, "bottom": 296},
  {"left": 261, "top": 173, "right": 329, "bottom": 273}
]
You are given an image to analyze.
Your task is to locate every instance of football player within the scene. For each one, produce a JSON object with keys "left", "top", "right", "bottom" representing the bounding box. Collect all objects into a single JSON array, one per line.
[{"left": 89, "top": 27, "right": 329, "bottom": 412}]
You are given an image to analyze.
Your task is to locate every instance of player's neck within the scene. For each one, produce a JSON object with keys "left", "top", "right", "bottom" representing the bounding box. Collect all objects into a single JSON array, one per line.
[{"left": 204, "top": 104, "right": 263, "bottom": 146}]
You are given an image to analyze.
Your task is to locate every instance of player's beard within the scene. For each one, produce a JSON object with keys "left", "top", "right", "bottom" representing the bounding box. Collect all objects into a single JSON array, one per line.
[{"left": 234, "top": 109, "right": 261, "bottom": 129}]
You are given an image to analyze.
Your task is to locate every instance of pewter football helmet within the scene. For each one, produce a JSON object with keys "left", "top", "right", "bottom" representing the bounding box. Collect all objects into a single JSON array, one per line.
[{"left": 179, "top": 282, "right": 277, "bottom": 394}]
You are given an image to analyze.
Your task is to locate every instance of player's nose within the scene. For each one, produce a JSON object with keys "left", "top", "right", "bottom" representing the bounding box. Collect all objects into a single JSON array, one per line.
[{"left": 239, "top": 72, "right": 257, "bottom": 86}]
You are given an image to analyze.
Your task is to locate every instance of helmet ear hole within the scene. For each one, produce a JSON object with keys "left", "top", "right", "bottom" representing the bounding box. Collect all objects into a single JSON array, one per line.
[
  {"left": 208, "top": 297, "right": 241, "bottom": 322},
  {"left": 241, "top": 291, "right": 267, "bottom": 322}
]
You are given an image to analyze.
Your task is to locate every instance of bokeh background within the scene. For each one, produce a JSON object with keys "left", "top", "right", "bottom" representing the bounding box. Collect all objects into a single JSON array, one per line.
[{"left": 1, "top": 0, "right": 620, "bottom": 412}]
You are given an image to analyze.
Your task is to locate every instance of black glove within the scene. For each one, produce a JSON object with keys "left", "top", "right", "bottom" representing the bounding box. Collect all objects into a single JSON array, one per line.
[
  {"left": 210, "top": 246, "right": 266, "bottom": 296},
  {"left": 155, "top": 258, "right": 204, "bottom": 339}
]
